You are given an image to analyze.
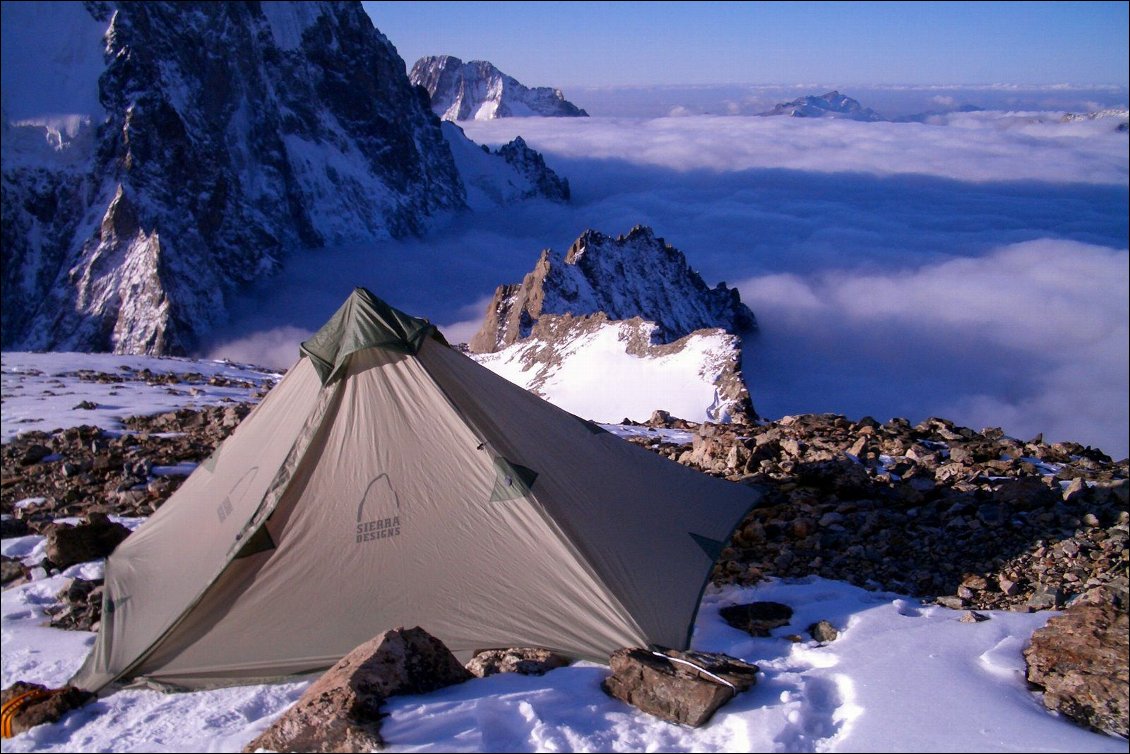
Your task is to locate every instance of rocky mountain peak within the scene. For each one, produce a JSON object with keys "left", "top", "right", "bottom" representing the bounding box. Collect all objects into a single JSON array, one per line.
[
  {"left": 469, "top": 226, "right": 756, "bottom": 354},
  {"left": 409, "top": 55, "right": 588, "bottom": 121}
]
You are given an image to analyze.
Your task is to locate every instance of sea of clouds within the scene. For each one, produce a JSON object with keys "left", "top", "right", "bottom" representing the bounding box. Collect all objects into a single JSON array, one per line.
[{"left": 209, "top": 105, "right": 1128, "bottom": 457}]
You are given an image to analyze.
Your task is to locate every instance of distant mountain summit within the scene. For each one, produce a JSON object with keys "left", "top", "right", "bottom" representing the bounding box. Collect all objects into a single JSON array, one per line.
[
  {"left": 760, "top": 91, "right": 883, "bottom": 121},
  {"left": 467, "top": 227, "right": 758, "bottom": 424},
  {"left": 410, "top": 55, "right": 589, "bottom": 121}
]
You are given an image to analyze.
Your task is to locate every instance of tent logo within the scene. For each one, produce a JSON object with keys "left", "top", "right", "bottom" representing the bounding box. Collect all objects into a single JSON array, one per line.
[
  {"left": 355, "top": 473, "right": 402, "bottom": 544},
  {"left": 217, "top": 467, "right": 258, "bottom": 524}
]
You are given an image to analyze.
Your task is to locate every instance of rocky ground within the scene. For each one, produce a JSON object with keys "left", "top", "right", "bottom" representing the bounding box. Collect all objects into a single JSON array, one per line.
[{"left": 1, "top": 388, "right": 1127, "bottom": 737}]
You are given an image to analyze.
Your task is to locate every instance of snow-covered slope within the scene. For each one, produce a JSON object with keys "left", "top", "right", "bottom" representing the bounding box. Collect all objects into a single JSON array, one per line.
[
  {"left": 410, "top": 55, "right": 589, "bottom": 121},
  {"left": 760, "top": 90, "right": 883, "bottom": 121},
  {"left": 471, "top": 313, "right": 751, "bottom": 424},
  {"left": 441, "top": 123, "right": 570, "bottom": 207},
  {"left": 0, "top": 2, "right": 470, "bottom": 357},
  {"left": 467, "top": 226, "right": 758, "bottom": 423}
]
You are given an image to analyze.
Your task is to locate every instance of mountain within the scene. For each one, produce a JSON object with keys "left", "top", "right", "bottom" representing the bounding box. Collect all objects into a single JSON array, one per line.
[
  {"left": 0, "top": 2, "right": 566, "bottom": 357},
  {"left": 468, "top": 226, "right": 758, "bottom": 424},
  {"left": 760, "top": 90, "right": 883, "bottom": 121},
  {"left": 469, "top": 226, "right": 756, "bottom": 353},
  {"left": 409, "top": 55, "right": 589, "bottom": 121},
  {"left": 442, "top": 124, "right": 570, "bottom": 206}
]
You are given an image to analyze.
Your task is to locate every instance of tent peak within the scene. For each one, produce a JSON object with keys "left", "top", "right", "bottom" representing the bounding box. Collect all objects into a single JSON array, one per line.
[{"left": 300, "top": 288, "right": 445, "bottom": 384}]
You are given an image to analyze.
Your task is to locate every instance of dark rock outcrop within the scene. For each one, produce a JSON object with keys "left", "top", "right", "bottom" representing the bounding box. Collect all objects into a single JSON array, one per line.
[
  {"left": 243, "top": 626, "right": 473, "bottom": 753},
  {"left": 603, "top": 648, "right": 758, "bottom": 727},
  {"left": 410, "top": 55, "right": 588, "bottom": 121}
]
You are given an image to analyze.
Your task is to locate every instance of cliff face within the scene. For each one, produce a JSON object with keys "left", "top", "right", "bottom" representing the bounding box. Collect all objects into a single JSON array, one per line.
[
  {"left": 410, "top": 55, "right": 588, "bottom": 121},
  {"left": 3, "top": 1, "right": 466, "bottom": 354}
]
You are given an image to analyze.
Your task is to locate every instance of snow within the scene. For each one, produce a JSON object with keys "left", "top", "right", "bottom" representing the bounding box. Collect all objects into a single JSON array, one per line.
[
  {"left": 0, "top": 352, "right": 281, "bottom": 444},
  {"left": 1, "top": 353, "right": 1125, "bottom": 752},
  {"left": 440, "top": 122, "right": 541, "bottom": 209},
  {"left": 471, "top": 320, "right": 738, "bottom": 424}
]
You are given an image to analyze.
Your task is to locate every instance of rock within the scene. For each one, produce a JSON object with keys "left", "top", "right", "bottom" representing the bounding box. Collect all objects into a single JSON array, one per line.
[
  {"left": 243, "top": 626, "right": 472, "bottom": 753},
  {"left": 808, "top": 620, "right": 839, "bottom": 642},
  {"left": 1, "top": 556, "right": 29, "bottom": 588},
  {"left": 19, "top": 444, "right": 50, "bottom": 466},
  {"left": 935, "top": 596, "right": 966, "bottom": 610},
  {"left": 959, "top": 611, "right": 990, "bottom": 623},
  {"left": 719, "top": 601, "right": 793, "bottom": 636},
  {"left": 1027, "top": 585, "right": 1065, "bottom": 611},
  {"left": 1024, "top": 598, "right": 1129, "bottom": 738},
  {"left": 602, "top": 648, "right": 758, "bottom": 727},
  {"left": 0, "top": 682, "right": 93, "bottom": 737},
  {"left": 46, "top": 578, "right": 104, "bottom": 631},
  {"left": 44, "top": 513, "right": 131, "bottom": 569},
  {"left": 465, "top": 648, "right": 572, "bottom": 678},
  {"left": 1, "top": 517, "right": 30, "bottom": 538}
]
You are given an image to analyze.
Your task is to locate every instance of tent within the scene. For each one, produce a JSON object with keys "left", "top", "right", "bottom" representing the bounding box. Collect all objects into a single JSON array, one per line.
[{"left": 71, "top": 288, "right": 760, "bottom": 692}]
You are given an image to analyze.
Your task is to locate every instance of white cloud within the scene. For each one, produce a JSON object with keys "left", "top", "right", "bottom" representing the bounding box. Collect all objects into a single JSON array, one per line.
[
  {"left": 736, "top": 240, "right": 1129, "bottom": 456},
  {"left": 460, "top": 113, "right": 1128, "bottom": 184},
  {"left": 206, "top": 326, "right": 312, "bottom": 371}
]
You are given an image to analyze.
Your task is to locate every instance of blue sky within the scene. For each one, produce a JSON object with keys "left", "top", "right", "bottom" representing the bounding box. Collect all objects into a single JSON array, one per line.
[{"left": 362, "top": 1, "right": 1129, "bottom": 88}]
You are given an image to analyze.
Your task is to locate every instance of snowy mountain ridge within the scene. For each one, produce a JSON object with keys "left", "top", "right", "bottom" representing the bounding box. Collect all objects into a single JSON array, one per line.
[
  {"left": 0, "top": 1, "right": 566, "bottom": 357},
  {"left": 410, "top": 55, "right": 589, "bottom": 121},
  {"left": 470, "top": 226, "right": 757, "bottom": 353},
  {"left": 760, "top": 90, "right": 883, "bottom": 121}
]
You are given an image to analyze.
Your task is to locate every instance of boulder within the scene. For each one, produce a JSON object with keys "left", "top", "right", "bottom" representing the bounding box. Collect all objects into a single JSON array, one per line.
[
  {"left": 0, "top": 682, "right": 93, "bottom": 738},
  {"left": 719, "top": 601, "right": 794, "bottom": 636},
  {"left": 44, "top": 513, "right": 130, "bottom": 569},
  {"left": 465, "top": 648, "right": 572, "bottom": 678},
  {"left": 603, "top": 648, "right": 758, "bottom": 727},
  {"left": 808, "top": 620, "right": 840, "bottom": 642},
  {"left": 1024, "top": 591, "right": 1128, "bottom": 738},
  {"left": 243, "top": 626, "right": 472, "bottom": 752}
]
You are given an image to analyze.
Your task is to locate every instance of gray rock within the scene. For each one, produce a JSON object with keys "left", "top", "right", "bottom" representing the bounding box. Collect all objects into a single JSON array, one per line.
[
  {"left": 243, "top": 626, "right": 473, "bottom": 753},
  {"left": 602, "top": 648, "right": 758, "bottom": 727},
  {"left": 808, "top": 620, "right": 839, "bottom": 642},
  {"left": 465, "top": 648, "right": 572, "bottom": 678}
]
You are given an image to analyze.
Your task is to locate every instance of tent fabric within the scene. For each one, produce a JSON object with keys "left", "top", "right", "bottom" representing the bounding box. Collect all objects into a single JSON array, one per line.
[{"left": 70, "top": 288, "right": 760, "bottom": 693}]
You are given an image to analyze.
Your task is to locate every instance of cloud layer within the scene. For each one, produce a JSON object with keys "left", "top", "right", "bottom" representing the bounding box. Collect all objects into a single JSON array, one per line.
[{"left": 737, "top": 240, "right": 1129, "bottom": 456}]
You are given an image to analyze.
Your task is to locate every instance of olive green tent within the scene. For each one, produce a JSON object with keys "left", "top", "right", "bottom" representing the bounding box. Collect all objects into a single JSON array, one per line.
[{"left": 72, "top": 288, "right": 759, "bottom": 692}]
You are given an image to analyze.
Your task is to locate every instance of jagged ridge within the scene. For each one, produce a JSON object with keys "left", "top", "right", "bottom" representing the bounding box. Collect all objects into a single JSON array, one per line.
[
  {"left": 410, "top": 55, "right": 588, "bottom": 121},
  {"left": 469, "top": 226, "right": 756, "bottom": 353}
]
